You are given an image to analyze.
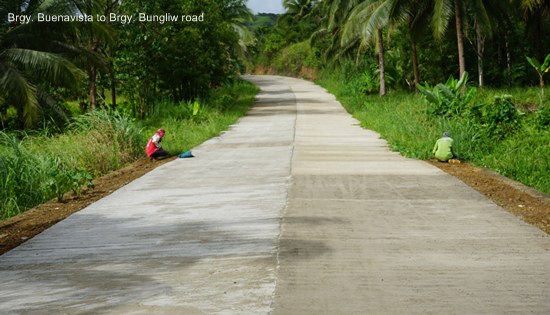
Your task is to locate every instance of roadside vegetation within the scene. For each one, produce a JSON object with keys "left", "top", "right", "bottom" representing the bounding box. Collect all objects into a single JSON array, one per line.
[
  {"left": 1, "top": 0, "right": 257, "bottom": 219},
  {"left": 247, "top": 1, "right": 550, "bottom": 195},
  {"left": 318, "top": 64, "right": 550, "bottom": 194},
  {"left": 2, "top": 0, "right": 550, "bottom": 218},
  {"left": 0, "top": 80, "right": 257, "bottom": 219}
]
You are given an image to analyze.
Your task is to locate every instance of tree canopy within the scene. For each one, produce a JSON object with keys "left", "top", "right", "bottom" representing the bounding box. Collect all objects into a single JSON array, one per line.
[{"left": 1, "top": 0, "right": 252, "bottom": 128}]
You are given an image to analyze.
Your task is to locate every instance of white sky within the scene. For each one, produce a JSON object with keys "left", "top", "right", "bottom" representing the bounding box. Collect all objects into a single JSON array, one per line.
[{"left": 246, "top": 0, "right": 286, "bottom": 14}]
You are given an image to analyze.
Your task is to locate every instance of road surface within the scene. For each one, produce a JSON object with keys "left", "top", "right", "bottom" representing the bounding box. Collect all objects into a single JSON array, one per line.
[{"left": 1, "top": 75, "right": 550, "bottom": 314}]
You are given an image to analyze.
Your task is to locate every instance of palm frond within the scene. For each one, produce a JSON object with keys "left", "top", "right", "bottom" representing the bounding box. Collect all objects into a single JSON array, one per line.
[
  {"left": 341, "top": 0, "right": 378, "bottom": 47},
  {"left": 0, "top": 65, "right": 39, "bottom": 126},
  {"left": 469, "top": 0, "right": 492, "bottom": 36},
  {"left": 432, "top": 0, "right": 454, "bottom": 39},
  {"left": 2, "top": 48, "right": 84, "bottom": 87}
]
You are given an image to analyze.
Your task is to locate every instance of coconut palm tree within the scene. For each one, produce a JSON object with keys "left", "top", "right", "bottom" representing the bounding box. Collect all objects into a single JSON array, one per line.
[
  {"left": 314, "top": 0, "right": 358, "bottom": 59},
  {"left": 469, "top": 0, "right": 513, "bottom": 87},
  {"left": 322, "top": 0, "right": 433, "bottom": 94},
  {"left": 375, "top": 0, "right": 434, "bottom": 90},
  {"left": 65, "top": 0, "right": 116, "bottom": 111},
  {"left": 340, "top": 0, "right": 395, "bottom": 96},
  {"left": 0, "top": 0, "right": 83, "bottom": 128},
  {"left": 224, "top": 0, "right": 255, "bottom": 61},
  {"left": 432, "top": 0, "right": 468, "bottom": 78},
  {"left": 433, "top": 0, "right": 509, "bottom": 81},
  {"left": 283, "top": 0, "right": 316, "bottom": 18}
]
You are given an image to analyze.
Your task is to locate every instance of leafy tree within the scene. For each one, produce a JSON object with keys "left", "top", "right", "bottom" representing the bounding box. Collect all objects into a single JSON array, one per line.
[
  {"left": 115, "top": 0, "right": 245, "bottom": 117},
  {"left": 252, "top": 0, "right": 321, "bottom": 69}
]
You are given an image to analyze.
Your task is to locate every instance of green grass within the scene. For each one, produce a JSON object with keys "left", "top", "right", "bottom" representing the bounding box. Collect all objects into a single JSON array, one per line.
[
  {"left": 139, "top": 80, "right": 258, "bottom": 154},
  {"left": 0, "top": 79, "right": 258, "bottom": 219},
  {"left": 317, "top": 68, "right": 550, "bottom": 195}
]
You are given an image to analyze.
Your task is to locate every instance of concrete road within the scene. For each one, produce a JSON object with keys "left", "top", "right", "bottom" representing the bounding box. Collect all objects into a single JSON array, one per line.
[{"left": 1, "top": 75, "right": 550, "bottom": 314}]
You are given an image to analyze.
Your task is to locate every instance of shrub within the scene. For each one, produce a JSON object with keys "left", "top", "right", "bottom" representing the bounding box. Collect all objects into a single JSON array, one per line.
[
  {"left": 271, "top": 41, "right": 317, "bottom": 78},
  {"left": 476, "top": 95, "right": 521, "bottom": 138},
  {"left": 47, "top": 157, "right": 94, "bottom": 202},
  {"left": 418, "top": 72, "right": 476, "bottom": 118},
  {"left": 535, "top": 106, "right": 550, "bottom": 129}
]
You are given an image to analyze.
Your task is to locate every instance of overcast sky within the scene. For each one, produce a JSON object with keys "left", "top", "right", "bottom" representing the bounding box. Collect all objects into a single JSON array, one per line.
[{"left": 246, "top": 0, "right": 286, "bottom": 14}]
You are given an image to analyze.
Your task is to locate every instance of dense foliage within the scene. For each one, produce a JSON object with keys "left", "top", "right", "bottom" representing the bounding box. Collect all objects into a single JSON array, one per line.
[
  {"left": 2, "top": 0, "right": 550, "bottom": 216},
  {"left": 1, "top": 0, "right": 251, "bottom": 128},
  {"left": 252, "top": 0, "right": 550, "bottom": 92},
  {"left": 248, "top": 1, "right": 550, "bottom": 197}
]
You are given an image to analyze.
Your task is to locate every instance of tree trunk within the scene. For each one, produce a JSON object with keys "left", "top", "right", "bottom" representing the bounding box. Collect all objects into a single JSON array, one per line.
[
  {"left": 505, "top": 31, "right": 512, "bottom": 87},
  {"left": 87, "top": 33, "right": 98, "bottom": 111},
  {"left": 108, "top": 61, "right": 117, "bottom": 108},
  {"left": 455, "top": 0, "right": 466, "bottom": 78},
  {"left": 88, "top": 65, "right": 97, "bottom": 111},
  {"left": 476, "top": 21, "right": 485, "bottom": 88},
  {"left": 377, "top": 29, "right": 386, "bottom": 96},
  {"left": 411, "top": 34, "right": 420, "bottom": 92}
]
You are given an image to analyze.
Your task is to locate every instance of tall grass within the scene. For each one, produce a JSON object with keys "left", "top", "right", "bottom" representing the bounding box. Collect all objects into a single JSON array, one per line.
[
  {"left": 0, "top": 133, "right": 51, "bottom": 218},
  {"left": 0, "top": 79, "right": 258, "bottom": 219},
  {"left": 317, "top": 67, "right": 550, "bottom": 195}
]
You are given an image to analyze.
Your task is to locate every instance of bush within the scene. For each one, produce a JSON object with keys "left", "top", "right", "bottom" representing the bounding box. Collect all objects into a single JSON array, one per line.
[
  {"left": 535, "top": 106, "right": 550, "bottom": 129},
  {"left": 475, "top": 95, "right": 521, "bottom": 138},
  {"left": 0, "top": 133, "right": 50, "bottom": 218},
  {"left": 271, "top": 41, "right": 318, "bottom": 78},
  {"left": 418, "top": 72, "right": 476, "bottom": 118}
]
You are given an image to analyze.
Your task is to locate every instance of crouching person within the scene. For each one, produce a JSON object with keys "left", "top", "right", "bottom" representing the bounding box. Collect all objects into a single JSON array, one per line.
[
  {"left": 432, "top": 132, "right": 460, "bottom": 164},
  {"left": 146, "top": 128, "right": 170, "bottom": 160}
]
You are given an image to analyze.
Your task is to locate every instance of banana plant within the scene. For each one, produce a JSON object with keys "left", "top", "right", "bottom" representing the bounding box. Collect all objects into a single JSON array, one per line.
[
  {"left": 526, "top": 53, "right": 550, "bottom": 103},
  {"left": 418, "top": 72, "right": 476, "bottom": 117}
]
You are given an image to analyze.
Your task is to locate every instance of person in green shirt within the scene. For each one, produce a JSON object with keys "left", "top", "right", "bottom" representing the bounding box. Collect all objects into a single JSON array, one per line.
[{"left": 432, "top": 132, "right": 459, "bottom": 163}]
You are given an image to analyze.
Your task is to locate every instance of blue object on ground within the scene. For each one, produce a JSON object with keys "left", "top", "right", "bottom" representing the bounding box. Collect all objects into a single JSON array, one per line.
[{"left": 179, "top": 151, "right": 194, "bottom": 158}]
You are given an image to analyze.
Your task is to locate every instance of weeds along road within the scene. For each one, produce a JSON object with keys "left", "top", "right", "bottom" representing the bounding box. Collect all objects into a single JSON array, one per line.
[{"left": 1, "top": 75, "right": 550, "bottom": 314}]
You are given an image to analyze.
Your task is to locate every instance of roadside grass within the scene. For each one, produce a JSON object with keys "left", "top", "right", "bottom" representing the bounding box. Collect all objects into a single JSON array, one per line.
[
  {"left": 0, "top": 79, "right": 258, "bottom": 219},
  {"left": 317, "top": 69, "right": 550, "bottom": 195},
  {"left": 139, "top": 80, "right": 258, "bottom": 155}
]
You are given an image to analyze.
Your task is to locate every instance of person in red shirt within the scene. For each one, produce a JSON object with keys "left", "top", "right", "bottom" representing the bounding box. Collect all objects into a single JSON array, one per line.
[{"left": 145, "top": 128, "right": 170, "bottom": 160}]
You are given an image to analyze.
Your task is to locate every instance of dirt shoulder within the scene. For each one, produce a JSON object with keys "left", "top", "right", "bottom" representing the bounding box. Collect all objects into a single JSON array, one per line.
[
  {"left": 429, "top": 161, "right": 550, "bottom": 234},
  {"left": 1, "top": 158, "right": 550, "bottom": 256}
]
